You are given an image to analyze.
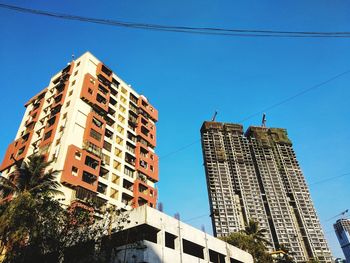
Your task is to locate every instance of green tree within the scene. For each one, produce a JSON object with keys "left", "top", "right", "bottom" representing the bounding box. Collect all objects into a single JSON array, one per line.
[
  {"left": 0, "top": 154, "right": 62, "bottom": 198},
  {"left": 0, "top": 154, "right": 128, "bottom": 263},
  {"left": 241, "top": 219, "right": 271, "bottom": 246},
  {"left": 222, "top": 232, "right": 274, "bottom": 263}
]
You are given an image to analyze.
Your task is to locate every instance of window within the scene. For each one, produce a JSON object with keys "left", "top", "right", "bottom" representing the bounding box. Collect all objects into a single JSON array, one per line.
[
  {"left": 85, "top": 155, "right": 99, "bottom": 170},
  {"left": 82, "top": 171, "right": 97, "bottom": 184},
  {"left": 71, "top": 166, "right": 78, "bottom": 176},
  {"left": 17, "top": 147, "right": 25, "bottom": 156},
  {"left": 92, "top": 117, "right": 103, "bottom": 128},
  {"left": 74, "top": 70, "right": 78, "bottom": 76},
  {"left": 88, "top": 88, "right": 93, "bottom": 95},
  {"left": 71, "top": 80, "right": 76, "bottom": 86},
  {"left": 90, "top": 129, "right": 102, "bottom": 141},
  {"left": 165, "top": 232, "right": 176, "bottom": 249},
  {"left": 124, "top": 166, "right": 134, "bottom": 178},
  {"left": 68, "top": 90, "right": 73, "bottom": 97},
  {"left": 66, "top": 101, "right": 70, "bottom": 107},
  {"left": 97, "top": 182, "right": 107, "bottom": 195},
  {"left": 43, "top": 130, "right": 52, "bottom": 140},
  {"left": 76, "top": 61, "right": 81, "bottom": 67},
  {"left": 74, "top": 151, "right": 81, "bottom": 159}
]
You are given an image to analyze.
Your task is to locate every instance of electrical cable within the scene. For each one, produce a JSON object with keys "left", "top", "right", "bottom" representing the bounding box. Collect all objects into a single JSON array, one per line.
[
  {"left": 159, "top": 69, "right": 350, "bottom": 160},
  {"left": 1, "top": 3, "right": 350, "bottom": 38}
]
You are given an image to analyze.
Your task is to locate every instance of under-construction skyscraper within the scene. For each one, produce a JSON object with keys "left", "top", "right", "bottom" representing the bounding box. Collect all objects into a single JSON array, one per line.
[
  {"left": 201, "top": 121, "right": 332, "bottom": 262},
  {"left": 334, "top": 218, "right": 350, "bottom": 262}
]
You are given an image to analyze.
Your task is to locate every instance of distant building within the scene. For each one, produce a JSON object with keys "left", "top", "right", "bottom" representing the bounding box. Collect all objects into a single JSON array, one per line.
[
  {"left": 0, "top": 52, "right": 159, "bottom": 211},
  {"left": 334, "top": 218, "right": 350, "bottom": 262},
  {"left": 200, "top": 121, "right": 332, "bottom": 262},
  {"left": 334, "top": 258, "right": 346, "bottom": 263},
  {"left": 109, "top": 205, "right": 253, "bottom": 263}
]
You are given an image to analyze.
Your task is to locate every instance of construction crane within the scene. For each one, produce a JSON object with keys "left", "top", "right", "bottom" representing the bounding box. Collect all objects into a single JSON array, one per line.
[
  {"left": 211, "top": 111, "right": 218, "bottom": 122},
  {"left": 326, "top": 209, "right": 349, "bottom": 222},
  {"left": 261, "top": 113, "right": 266, "bottom": 127}
]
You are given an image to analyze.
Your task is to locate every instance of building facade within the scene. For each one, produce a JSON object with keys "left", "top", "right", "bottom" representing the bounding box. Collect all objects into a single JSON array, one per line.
[
  {"left": 0, "top": 52, "right": 158, "bottom": 211},
  {"left": 334, "top": 218, "right": 350, "bottom": 262},
  {"left": 200, "top": 121, "right": 332, "bottom": 262},
  {"left": 108, "top": 205, "right": 253, "bottom": 263}
]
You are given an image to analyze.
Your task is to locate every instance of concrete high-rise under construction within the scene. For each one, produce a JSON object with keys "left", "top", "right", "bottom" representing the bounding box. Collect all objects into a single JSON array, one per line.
[
  {"left": 200, "top": 121, "right": 332, "bottom": 262},
  {"left": 0, "top": 52, "right": 158, "bottom": 212},
  {"left": 334, "top": 218, "right": 350, "bottom": 262}
]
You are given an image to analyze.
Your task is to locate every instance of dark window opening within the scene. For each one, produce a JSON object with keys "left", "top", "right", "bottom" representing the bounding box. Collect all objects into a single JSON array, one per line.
[
  {"left": 97, "top": 182, "right": 107, "bottom": 195},
  {"left": 129, "top": 93, "right": 138, "bottom": 104},
  {"left": 98, "top": 84, "right": 109, "bottom": 95},
  {"left": 182, "top": 239, "right": 204, "bottom": 259},
  {"left": 141, "top": 126, "right": 149, "bottom": 136},
  {"left": 230, "top": 258, "right": 243, "bottom": 263},
  {"left": 101, "top": 64, "right": 112, "bottom": 77},
  {"left": 54, "top": 94, "right": 63, "bottom": 104},
  {"left": 22, "top": 133, "right": 30, "bottom": 143},
  {"left": 165, "top": 232, "right": 176, "bottom": 249},
  {"left": 92, "top": 117, "right": 103, "bottom": 128},
  {"left": 122, "top": 179, "right": 133, "bottom": 191},
  {"left": 141, "top": 100, "right": 148, "bottom": 107},
  {"left": 108, "top": 107, "right": 116, "bottom": 116},
  {"left": 44, "top": 130, "right": 52, "bottom": 140},
  {"left": 138, "top": 184, "right": 148, "bottom": 194},
  {"left": 47, "top": 116, "right": 56, "bottom": 128},
  {"left": 99, "top": 166, "right": 109, "bottom": 179},
  {"left": 103, "top": 141, "right": 112, "bottom": 152},
  {"left": 127, "top": 131, "right": 136, "bottom": 142},
  {"left": 141, "top": 118, "right": 148, "bottom": 126},
  {"left": 209, "top": 249, "right": 226, "bottom": 263},
  {"left": 109, "top": 97, "right": 117, "bottom": 106},
  {"left": 17, "top": 147, "right": 25, "bottom": 156},
  {"left": 125, "top": 153, "right": 136, "bottom": 165},
  {"left": 105, "top": 129, "right": 113, "bottom": 139},
  {"left": 82, "top": 171, "right": 97, "bottom": 185},
  {"left": 90, "top": 129, "right": 102, "bottom": 142},
  {"left": 112, "top": 78, "right": 119, "bottom": 88},
  {"left": 138, "top": 197, "right": 147, "bottom": 206},
  {"left": 50, "top": 105, "right": 62, "bottom": 118},
  {"left": 96, "top": 94, "right": 107, "bottom": 105},
  {"left": 84, "top": 155, "right": 99, "bottom": 170}
]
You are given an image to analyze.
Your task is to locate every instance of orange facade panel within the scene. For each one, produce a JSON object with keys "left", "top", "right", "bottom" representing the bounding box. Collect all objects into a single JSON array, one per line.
[
  {"left": 80, "top": 73, "right": 110, "bottom": 113},
  {"left": 96, "top": 63, "right": 113, "bottom": 84},
  {"left": 132, "top": 179, "right": 157, "bottom": 208},
  {"left": 83, "top": 111, "right": 106, "bottom": 149},
  {"left": 136, "top": 115, "right": 156, "bottom": 147},
  {"left": 138, "top": 97, "right": 158, "bottom": 122},
  {"left": 61, "top": 145, "right": 101, "bottom": 192},
  {"left": 135, "top": 142, "right": 159, "bottom": 182}
]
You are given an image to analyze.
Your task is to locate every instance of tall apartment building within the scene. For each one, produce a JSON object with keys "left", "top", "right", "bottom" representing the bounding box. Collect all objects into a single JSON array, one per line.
[
  {"left": 334, "top": 218, "right": 350, "bottom": 262},
  {"left": 200, "top": 121, "right": 332, "bottom": 262},
  {"left": 0, "top": 52, "right": 158, "bottom": 211}
]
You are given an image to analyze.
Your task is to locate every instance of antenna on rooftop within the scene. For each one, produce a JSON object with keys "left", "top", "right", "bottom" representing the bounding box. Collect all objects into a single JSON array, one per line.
[
  {"left": 261, "top": 113, "right": 266, "bottom": 127},
  {"left": 211, "top": 111, "right": 218, "bottom": 122},
  {"left": 72, "top": 54, "right": 75, "bottom": 61},
  {"left": 174, "top": 212, "right": 180, "bottom": 220}
]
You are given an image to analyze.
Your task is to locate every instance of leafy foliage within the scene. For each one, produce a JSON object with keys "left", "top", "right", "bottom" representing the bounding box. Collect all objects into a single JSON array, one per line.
[
  {"left": 0, "top": 154, "right": 128, "bottom": 263},
  {"left": 222, "top": 232, "right": 274, "bottom": 263}
]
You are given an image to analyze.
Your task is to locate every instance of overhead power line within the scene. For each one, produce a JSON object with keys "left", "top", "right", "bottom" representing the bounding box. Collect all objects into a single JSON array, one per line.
[
  {"left": 159, "top": 69, "right": 350, "bottom": 160},
  {"left": 1, "top": 3, "right": 350, "bottom": 38},
  {"left": 309, "top": 172, "right": 350, "bottom": 186}
]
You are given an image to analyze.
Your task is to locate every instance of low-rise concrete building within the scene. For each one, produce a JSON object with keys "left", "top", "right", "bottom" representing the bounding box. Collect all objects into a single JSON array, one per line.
[{"left": 110, "top": 206, "right": 253, "bottom": 263}]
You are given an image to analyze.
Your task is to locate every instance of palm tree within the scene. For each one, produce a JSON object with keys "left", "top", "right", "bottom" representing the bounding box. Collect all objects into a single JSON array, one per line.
[
  {"left": 0, "top": 154, "right": 62, "bottom": 199},
  {"left": 241, "top": 219, "right": 272, "bottom": 246}
]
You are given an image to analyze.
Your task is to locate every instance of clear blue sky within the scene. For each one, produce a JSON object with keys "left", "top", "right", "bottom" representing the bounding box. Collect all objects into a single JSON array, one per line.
[{"left": 0, "top": 0, "right": 349, "bottom": 258}]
